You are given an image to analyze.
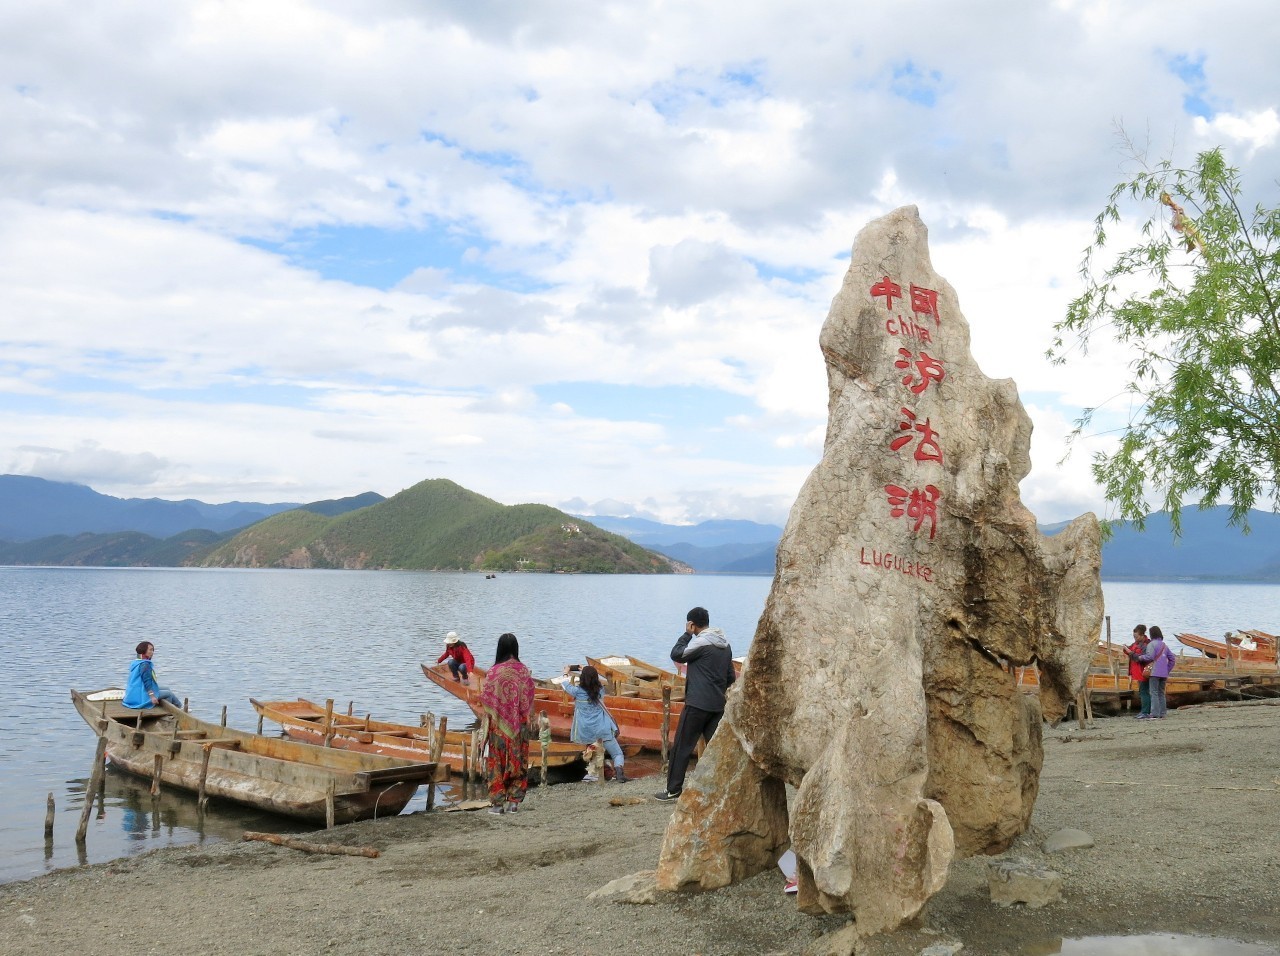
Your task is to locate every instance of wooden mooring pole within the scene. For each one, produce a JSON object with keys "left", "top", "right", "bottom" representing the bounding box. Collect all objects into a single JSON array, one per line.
[
  {"left": 44, "top": 793, "right": 55, "bottom": 838},
  {"left": 425, "top": 715, "right": 447, "bottom": 811},
  {"left": 660, "top": 685, "right": 672, "bottom": 774},
  {"left": 75, "top": 736, "right": 108, "bottom": 843},
  {"left": 538, "top": 712, "right": 550, "bottom": 788}
]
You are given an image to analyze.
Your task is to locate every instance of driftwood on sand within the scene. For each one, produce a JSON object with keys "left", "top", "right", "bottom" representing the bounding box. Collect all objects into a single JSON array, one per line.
[{"left": 242, "top": 831, "right": 380, "bottom": 858}]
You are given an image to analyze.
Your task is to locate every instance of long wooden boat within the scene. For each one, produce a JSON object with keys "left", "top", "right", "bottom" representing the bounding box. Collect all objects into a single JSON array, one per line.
[
  {"left": 72, "top": 689, "right": 444, "bottom": 824},
  {"left": 421, "top": 663, "right": 679, "bottom": 751},
  {"left": 1177, "top": 631, "right": 1277, "bottom": 663},
  {"left": 251, "top": 697, "right": 587, "bottom": 780}
]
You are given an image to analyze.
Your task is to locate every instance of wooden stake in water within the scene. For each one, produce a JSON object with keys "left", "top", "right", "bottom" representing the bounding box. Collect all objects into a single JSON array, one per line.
[
  {"left": 197, "top": 746, "right": 213, "bottom": 812},
  {"left": 220, "top": 705, "right": 228, "bottom": 728},
  {"left": 44, "top": 793, "right": 55, "bottom": 838},
  {"left": 426, "top": 715, "right": 447, "bottom": 811},
  {"left": 151, "top": 753, "right": 163, "bottom": 796},
  {"left": 76, "top": 736, "right": 108, "bottom": 843}
]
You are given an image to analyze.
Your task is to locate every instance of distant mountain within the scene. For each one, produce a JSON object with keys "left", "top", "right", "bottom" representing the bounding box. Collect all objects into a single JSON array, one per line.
[
  {"left": 299, "top": 491, "right": 386, "bottom": 517},
  {"left": 586, "top": 506, "right": 1280, "bottom": 580},
  {"left": 0, "top": 528, "right": 230, "bottom": 567},
  {"left": 0, "top": 475, "right": 300, "bottom": 542},
  {"left": 576, "top": 515, "right": 782, "bottom": 573},
  {"left": 1095, "top": 506, "right": 1280, "bottom": 580},
  {"left": 199, "top": 479, "right": 681, "bottom": 573}
]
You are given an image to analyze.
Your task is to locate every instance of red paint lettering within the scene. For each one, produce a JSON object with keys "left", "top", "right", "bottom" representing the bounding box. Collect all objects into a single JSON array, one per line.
[
  {"left": 884, "top": 484, "right": 942, "bottom": 539},
  {"left": 909, "top": 284, "right": 940, "bottom": 325},
  {"left": 894, "top": 348, "right": 945, "bottom": 395},
  {"left": 890, "top": 407, "right": 943, "bottom": 464},
  {"left": 870, "top": 275, "right": 902, "bottom": 311}
]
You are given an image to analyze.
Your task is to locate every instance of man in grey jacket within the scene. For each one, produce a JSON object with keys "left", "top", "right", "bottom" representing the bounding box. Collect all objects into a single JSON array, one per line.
[{"left": 655, "top": 606, "right": 736, "bottom": 800}]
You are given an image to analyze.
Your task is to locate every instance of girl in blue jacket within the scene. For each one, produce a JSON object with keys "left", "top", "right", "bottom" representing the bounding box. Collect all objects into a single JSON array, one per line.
[
  {"left": 562, "top": 664, "right": 625, "bottom": 782},
  {"left": 122, "top": 641, "right": 182, "bottom": 709}
]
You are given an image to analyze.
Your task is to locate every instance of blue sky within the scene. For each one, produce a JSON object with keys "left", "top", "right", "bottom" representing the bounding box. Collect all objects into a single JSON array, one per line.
[{"left": 2, "top": 1, "right": 1278, "bottom": 526}]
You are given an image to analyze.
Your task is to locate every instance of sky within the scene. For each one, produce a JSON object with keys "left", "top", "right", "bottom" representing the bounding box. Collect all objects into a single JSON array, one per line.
[{"left": 2, "top": 1, "right": 1279, "bottom": 528}]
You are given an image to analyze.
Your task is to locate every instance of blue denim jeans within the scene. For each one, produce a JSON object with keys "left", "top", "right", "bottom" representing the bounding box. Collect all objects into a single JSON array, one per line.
[{"left": 1149, "top": 677, "right": 1168, "bottom": 717}]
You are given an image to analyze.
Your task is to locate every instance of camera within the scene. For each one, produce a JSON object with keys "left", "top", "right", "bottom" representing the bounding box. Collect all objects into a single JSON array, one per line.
[{"left": 568, "top": 664, "right": 581, "bottom": 671}]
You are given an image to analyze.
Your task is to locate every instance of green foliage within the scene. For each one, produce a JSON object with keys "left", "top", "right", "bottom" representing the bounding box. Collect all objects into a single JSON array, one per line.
[
  {"left": 1051, "top": 147, "right": 1280, "bottom": 533},
  {"left": 198, "top": 510, "right": 333, "bottom": 567}
]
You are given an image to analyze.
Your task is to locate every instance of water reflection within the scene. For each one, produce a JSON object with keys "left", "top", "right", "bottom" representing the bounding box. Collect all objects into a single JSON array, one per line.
[{"left": 1027, "top": 935, "right": 1279, "bottom": 955}]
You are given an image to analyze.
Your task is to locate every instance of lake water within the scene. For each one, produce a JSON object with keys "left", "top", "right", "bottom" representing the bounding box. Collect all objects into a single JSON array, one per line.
[{"left": 2, "top": 567, "right": 1277, "bottom": 885}]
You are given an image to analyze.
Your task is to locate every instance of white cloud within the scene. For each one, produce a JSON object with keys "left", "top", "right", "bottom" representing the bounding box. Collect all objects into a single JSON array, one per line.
[{"left": 2, "top": 1, "right": 1278, "bottom": 525}]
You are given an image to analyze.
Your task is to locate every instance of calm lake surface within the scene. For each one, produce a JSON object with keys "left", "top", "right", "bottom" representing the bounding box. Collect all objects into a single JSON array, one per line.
[{"left": 2, "top": 567, "right": 1277, "bottom": 885}]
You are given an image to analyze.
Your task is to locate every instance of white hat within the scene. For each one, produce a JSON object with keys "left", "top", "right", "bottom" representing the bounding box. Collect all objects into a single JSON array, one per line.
[{"left": 445, "top": 631, "right": 460, "bottom": 645}]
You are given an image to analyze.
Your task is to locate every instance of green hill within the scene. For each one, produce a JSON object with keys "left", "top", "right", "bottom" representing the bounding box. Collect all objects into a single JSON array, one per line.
[
  {"left": 197, "top": 479, "right": 681, "bottom": 573},
  {"left": 0, "top": 528, "right": 229, "bottom": 567}
]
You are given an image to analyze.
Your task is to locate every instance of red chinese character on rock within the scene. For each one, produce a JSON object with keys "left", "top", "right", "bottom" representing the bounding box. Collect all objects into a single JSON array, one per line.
[
  {"left": 894, "top": 348, "right": 945, "bottom": 394},
  {"left": 890, "top": 407, "right": 943, "bottom": 464},
  {"left": 910, "top": 284, "right": 940, "bottom": 325},
  {"left": 884, "top": 483, "right": 942, "bottom": 539},
  {"left": 870, "top": 275, "right": 902, "bottom": 311}
]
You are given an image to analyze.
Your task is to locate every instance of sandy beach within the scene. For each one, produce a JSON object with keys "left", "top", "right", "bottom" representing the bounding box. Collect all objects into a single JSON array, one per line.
[{"left": 4, "top": 700, "right": 1279, "bottom": 956}]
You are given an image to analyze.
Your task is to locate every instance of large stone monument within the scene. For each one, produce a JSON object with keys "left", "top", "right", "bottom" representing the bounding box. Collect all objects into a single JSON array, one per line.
[{"left": 655, "top": 206, "right": 1103, "bottom": 936}]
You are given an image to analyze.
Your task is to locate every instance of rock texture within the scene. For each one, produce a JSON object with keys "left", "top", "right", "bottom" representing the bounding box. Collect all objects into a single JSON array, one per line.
[
  {"left": 655, "top": 206, "right": 1103, "bottom": 936},
  {"left": 987, "top": 859, "right": 1064, "bottom": 908}
]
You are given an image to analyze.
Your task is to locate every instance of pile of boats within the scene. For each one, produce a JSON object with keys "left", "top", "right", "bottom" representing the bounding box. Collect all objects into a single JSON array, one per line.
[
  {"left": 70, "top": 653, "right": 693, "bottom": 827},
  {"left": 74, "top": 631, "right": 1278, "bottom": 826},
  {"left": 1015, "top": 629, "right": 1280, "bottom": 713}
]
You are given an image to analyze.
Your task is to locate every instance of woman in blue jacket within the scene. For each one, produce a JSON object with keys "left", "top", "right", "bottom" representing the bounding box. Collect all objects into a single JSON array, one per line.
[
  {"left": 562, "top": 664, "right": 625, "bottom": 782},
  {"left": 122, "top": 642, "right": 182, "bottom": 709}
]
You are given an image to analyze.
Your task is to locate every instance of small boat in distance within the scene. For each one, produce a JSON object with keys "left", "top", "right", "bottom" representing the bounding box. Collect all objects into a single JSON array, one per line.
[
  {"left": 251, "top": 697, "right": 587, "bottom": 781},
  {"left": 72, "top": 689, "right": 443, "bottom": 824}
]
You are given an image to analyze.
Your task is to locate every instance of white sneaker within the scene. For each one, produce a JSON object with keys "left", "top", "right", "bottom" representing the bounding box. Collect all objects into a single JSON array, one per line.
[{"left": 487, "top": 804, "right": 504, "bottom": 815}]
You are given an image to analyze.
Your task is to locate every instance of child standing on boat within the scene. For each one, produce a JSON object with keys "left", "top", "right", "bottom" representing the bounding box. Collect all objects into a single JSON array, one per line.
[{"left": 437, "top": 631, "right": 476, "bottom": 686}]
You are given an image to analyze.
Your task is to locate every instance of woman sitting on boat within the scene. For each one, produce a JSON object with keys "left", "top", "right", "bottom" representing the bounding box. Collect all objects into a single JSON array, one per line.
[
  {"left": 436, "top": 631, "right": 476, "bottom": 686},
  {"left": 122, "top": 641, "right": 181, "bottom": 709},
  {"left": 562, "top": 664, "right": 625, "bottom": 783},
  {"left": 479, "top": 633, "right": 536, "bottom": 815}
]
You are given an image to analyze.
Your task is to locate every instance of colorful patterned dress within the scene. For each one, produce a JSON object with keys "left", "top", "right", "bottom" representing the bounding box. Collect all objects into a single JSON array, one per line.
[{"left": 479, "top": 658, "right": 536, "bottom": 806}]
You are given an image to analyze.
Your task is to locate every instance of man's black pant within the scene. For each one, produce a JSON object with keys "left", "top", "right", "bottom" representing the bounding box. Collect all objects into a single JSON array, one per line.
[{"left": 665, "top": 704, "right": 723, "bottom": 794}]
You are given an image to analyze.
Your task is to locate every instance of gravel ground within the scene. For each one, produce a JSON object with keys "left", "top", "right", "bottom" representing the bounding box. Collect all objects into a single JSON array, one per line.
[{"left": 3, "top": 700, "right": 1279, "bottom": 956}]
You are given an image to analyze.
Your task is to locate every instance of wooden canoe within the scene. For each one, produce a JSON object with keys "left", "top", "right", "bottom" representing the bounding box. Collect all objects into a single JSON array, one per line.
[
  {"left": 250, "top": 697, "right": 587, "bottom": 780},
  {"left": 72, "top": 689, "right": 445, "bottom": 824},
  {"left": 1177, "top": 631, "right": 1277, "bottom": 663},
  {"left": 587, "top": 655, "right": 685, "bottom": 701},
  {"left": 421, "top": 663, "right": 680, "bottom": 751}
]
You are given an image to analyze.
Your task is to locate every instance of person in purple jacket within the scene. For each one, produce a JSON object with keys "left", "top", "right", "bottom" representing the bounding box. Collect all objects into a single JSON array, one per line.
[{"left": 1137, "top": 624, "right": 1177, "bottom": 719}]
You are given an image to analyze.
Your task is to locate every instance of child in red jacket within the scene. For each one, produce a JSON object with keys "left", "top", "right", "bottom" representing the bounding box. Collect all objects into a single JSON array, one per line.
[{"left": 437, "top": 631, "right": 476, "bottom": 686}]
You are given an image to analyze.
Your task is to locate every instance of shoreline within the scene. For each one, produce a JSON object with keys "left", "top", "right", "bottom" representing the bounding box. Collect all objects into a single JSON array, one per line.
[{"left": 4, "top": 701, "right": 1280, "bottom": 956}]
